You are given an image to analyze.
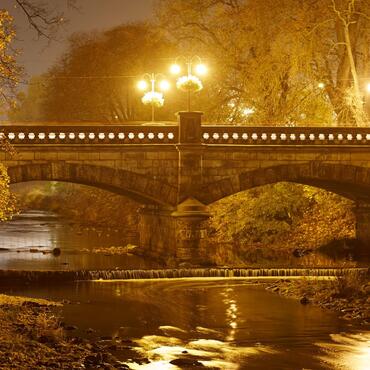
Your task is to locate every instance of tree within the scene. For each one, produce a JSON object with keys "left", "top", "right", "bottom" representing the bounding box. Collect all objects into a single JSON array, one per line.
[
  {"left": 17, "top": 23, "right": 178, "bottom": 122},
  {"left": 1, "top": 1, "right": 74, "bottom": 218},
  {"left": 156, "top": 0, "right": 370, "bottom": 126},
  {"left": 0, "top": 10, "right": 19, "bottom": 111}
]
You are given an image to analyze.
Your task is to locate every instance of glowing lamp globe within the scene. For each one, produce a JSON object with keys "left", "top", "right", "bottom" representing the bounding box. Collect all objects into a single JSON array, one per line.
[
  {"left": 137, "top": 80, "right": 148, "bottom": 90},
  {"left": 159, "top": 80, "right": 170, "bottom": 91},
  {"left": 195, "top": 64, "right": 207, "bottom": 76},
  {"left": 170, "top": 64, "right": 181, "bottom": 75}
]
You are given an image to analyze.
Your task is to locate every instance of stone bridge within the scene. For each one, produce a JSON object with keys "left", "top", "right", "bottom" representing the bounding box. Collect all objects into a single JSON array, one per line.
[{"left": 1, "top": 112, "right": 370, "bottom": 261}]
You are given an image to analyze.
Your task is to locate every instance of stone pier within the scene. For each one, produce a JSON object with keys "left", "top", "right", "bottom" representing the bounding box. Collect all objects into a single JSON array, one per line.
[{"left": 354, "top": 202, "right": 370, "bottom": 256}]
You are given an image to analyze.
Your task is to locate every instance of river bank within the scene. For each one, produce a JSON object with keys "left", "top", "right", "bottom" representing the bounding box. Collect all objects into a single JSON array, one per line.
[
  {"left": 0, "top": 294, "right": 137, "bottom": 369},
  {"left": 266, "top": 271, "right": 370, "bottom": 325}
]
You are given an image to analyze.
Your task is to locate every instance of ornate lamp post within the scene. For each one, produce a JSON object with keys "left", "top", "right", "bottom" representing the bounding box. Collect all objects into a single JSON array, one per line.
[
  {"left": 137, "top": 73, "right": 170, "bottom": 122},
  {"left": 170, "top": 56, "right": 207, "bottom": 111}
]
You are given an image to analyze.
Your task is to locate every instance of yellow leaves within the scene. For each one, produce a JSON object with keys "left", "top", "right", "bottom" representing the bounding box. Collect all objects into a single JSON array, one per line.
[{"left": 0, "top": 163, "right": 16, "bottom": 221}]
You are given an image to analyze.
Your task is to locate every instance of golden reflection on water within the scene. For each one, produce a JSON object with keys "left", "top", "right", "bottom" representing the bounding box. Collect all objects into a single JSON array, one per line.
[
  {"left": 126, "top": 334, "right": 276, "bottom": 370},
  {"left": 221, "top": 286, "right": 239, "bottom": 342},
  {"left": 317, "top": 333, "right": 370, "bottom": 370}
]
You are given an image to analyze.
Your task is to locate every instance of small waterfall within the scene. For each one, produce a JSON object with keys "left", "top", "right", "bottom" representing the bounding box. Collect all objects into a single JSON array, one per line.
[
  {"left": 0, "top": 267, "right": 367, "bottom": 283},
  {"left": 82, "top": 267, "right": 368, "bottom": 281}
]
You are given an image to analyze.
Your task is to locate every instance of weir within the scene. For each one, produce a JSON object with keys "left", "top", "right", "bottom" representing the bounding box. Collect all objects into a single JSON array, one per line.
[{"left": 0, "top": 268, "right": 367, "bottom": 283}]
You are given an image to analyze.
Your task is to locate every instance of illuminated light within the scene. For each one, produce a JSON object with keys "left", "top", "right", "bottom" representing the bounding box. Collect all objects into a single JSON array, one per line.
[
  {"left": 271, "top": 133, "right": 277, "bottom": 140},
  {"left": 28, "top": 133, "right": 35, "bottom": 140},
  {"left": 148, "top": 132, "right": 155, "bottom": 139},
  {"left": 37, "top": 133, "right": 45, "bottom": 140},
  {"left": 59, "top": 133, "right": 66, "bottom": 139},
  {"left": 78, "top": 133, "right": 85, "bottom": 140},
  {"left": 319, "top": 133, "right": 325, "bottom": 140},
  {"left": 98, "top": 133, "right": 105, "bottom": 140},
  {"left": 108, "top": 133, "right": 115, "bottom": 139},
  {"left": 176, "top": 75, "right": 203, "bottom": 92},
  {"left": 159, "top": 80, "right": 170, "bottom": 91},
  {"left": 195, "top": 63, "right": 207, "bottom": 75},
  {"left": 280, "top": 133, "right": 287, "bottom": 140},
  {"left": 290, "top": 134, "right": 296, "bottom": 140},
  {"left": 367, "top": 83, "right": 370, "bottom": 93},
  {"left": 223, "top": 133, "right": 229, "bottom": 139},
  {"left": 299, "top": 134, "right": 306, "bottom": 140},
  {"left": 242, "top": 107, "right": 255, "bottom": 116},
  {"left": 170, "top": 63, "right": 181, "bottom": 75},
  {"left": 137, "top": 80, "right": 148, "bottom": 90},
  {"left": 203, "top": 133, "right": 210, "bottom": 140},
  {"left": 8, "top": 133, "right": 15, "bottom": 140},
  {"left": 69, "top": 133, "right": 75, "bottom": 139},
  {"left": 232, "top": 133, "right": 239, "bottom": 140},
  {"left": 158, "top": 132, "right": 164, "bottom": 139},
  {"left": 318, "top": 82, "right": 325, "bottom": 89},
  {"left": 356, "top": 134, "right": 363, "bottom": 141},
  {"left": 118, "top": 133, "right": 125, "bottom": 139},
  {"left": 138, "top": 132, "right": 145, "bottom": 139},
  {"left": 142, "top": 91, "right": 164, "bottom": 107},
  {"left": 251, "top": 133, "right": 258, "bottom": 140},
  {"left": 168, "top": 132, "right": 174, "bottom": 140},
  {"left": 309, "top": 134, "right": 315, "bottom": 140},
  {"left": 261, "top": 133, "right": 267, "bottom": 140},
  {"left": 242, "top": 133, "right": 248, "bottom": 140},
  {"left": 89, "top": 133, "right": 95, "bottom": 139},
  {"left": 328, "top": 134, "right": 334, "bottom": 140}
]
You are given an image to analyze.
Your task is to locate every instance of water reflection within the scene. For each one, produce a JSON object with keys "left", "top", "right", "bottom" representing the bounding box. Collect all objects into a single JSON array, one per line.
[
  {"left": 0, "top": 210, "right": 158, "bottom": 270},
  {"left": 130, "top": 335, "right": 276, "bottom": 369},
  {"left": 4, "top": 280, "right": 368, "bottom": 369},
  {"left": 317, "top": 333, "right": 370, "bottom": 370}
]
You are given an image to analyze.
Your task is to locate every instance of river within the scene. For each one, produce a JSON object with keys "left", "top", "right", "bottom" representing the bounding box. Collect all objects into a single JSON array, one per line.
[
  {"left": 0, "top": 211, "right": 369, "bottom": 369},
  {"left": 0, "top": 210, "right": 158, "bottom": 270}
]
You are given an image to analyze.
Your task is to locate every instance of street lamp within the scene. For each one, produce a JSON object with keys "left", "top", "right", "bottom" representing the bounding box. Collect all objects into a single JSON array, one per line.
[
  {"left": 137, "top": 73, "right": 170, "bottom": 122},
  {"left": 170, "top": 56, "right": 207, "bottom": 111}
]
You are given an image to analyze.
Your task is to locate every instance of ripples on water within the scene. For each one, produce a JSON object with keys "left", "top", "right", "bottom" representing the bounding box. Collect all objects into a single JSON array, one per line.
[{"left": 5, "top": 280, "right": 369, "bottom": 370}]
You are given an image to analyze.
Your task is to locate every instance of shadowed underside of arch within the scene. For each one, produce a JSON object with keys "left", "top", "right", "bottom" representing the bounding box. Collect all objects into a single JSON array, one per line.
[
  {"left": 200, "top": 162, "right": 370, "bottom": 205},
  {"left": 7, "top": 162, "right": 177, "bottom": 206}
]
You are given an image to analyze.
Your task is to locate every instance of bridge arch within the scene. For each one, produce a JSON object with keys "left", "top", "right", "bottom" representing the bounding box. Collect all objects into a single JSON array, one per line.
[
  {"left": 7, "top": 162, "right": 177, "bottom": 207},
  {"left": 199, "top": 162, "right": 370, "bottom": 205}
]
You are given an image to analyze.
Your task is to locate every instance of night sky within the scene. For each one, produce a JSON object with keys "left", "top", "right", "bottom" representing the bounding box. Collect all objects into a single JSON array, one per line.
[{"left": 3, "top": 0, "right": 154, "bottom": 78}]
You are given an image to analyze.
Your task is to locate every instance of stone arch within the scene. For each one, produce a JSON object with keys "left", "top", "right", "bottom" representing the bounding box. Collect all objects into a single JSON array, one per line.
[
  {"left": 7, "top": 162, "right": 177, "bottom": 206},
  {"left": 199, "top": 162, "right": 370, "bottom": 204}
]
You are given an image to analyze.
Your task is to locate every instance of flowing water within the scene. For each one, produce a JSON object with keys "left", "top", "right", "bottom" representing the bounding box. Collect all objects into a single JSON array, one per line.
[
  {"left": 3, "top": 279, "right": 369, "bottom": 370},
  {"left": 0, "top": 210, "right": 158, "bottom": 270},
  {"left": 0, "top": 211, "right": 369, "bottom": 369}
]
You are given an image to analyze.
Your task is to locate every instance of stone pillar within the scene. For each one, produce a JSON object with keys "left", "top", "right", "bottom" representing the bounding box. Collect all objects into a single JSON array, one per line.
[
  {"left": 138, "top": 204, "right": 177, "bottom": 259},
  {"left": 172, "top": 198, "right": 210, "bottom": 263},
  {"left": 354, "top": 202, "right": 370, "bottom": 257},
  {"left": 176, "top": 111, "right": 204, "bottom": 203}
]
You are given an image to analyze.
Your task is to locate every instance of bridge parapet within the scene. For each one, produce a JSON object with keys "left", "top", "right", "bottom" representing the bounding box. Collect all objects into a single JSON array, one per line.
[
  {"left": 2, "top": 124, "right": 370, "bottom": 146},
  {"left": 1, "top": 125, "right": 178, "bottom": 145},
  {"left": 202, "top": 126, "right": 370, "bottom": 146}
]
